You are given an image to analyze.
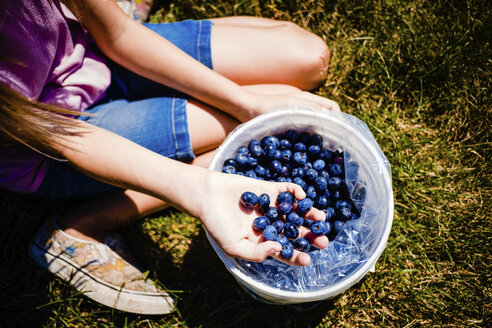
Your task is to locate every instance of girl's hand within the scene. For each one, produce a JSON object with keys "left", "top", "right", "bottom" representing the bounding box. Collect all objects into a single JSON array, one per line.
[
  {"left": 198, "top": 171, "right": 329, "bottom": 266},
  {"left": 236, "top": 89, "right": 340, "bottom": 122}
]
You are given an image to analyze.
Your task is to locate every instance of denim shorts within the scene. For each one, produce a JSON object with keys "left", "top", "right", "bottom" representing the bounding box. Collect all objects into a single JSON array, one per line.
[{"left": 34, "top": 20, "right": 213, "bottom": 200}]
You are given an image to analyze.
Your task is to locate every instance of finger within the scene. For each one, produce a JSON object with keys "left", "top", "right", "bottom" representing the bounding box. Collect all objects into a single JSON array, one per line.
[
  {"left": 304, "top": 207, "right": 326, "bottom": 221},
  {"left": 272, "top": 249, "right": 312, "bottom": 266},
  {"left": 283, "top": 183, "right": 306, "bottom": 200},
  {"left": 232, "top": 239, "right": 282, "bottom": 262},
  {"left": 302, "top": 92, "right": 341, "bottom": 112},
  {"left": 304, "top": 232, "right": 329, "bottom": 249},
  {"left": 298, "top": 225, "right": 330, "bottom": 249}
]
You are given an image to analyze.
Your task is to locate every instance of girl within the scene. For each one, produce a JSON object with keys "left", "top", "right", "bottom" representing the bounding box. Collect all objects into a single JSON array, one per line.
[{"left": 0, "top": 0, "right": 338, "bottom": 314}]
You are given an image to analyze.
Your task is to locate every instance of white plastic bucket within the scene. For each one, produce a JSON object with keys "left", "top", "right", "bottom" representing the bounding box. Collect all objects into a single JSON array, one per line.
[{"left": 207, "top": 109, "right": 393, "bottom": 304}]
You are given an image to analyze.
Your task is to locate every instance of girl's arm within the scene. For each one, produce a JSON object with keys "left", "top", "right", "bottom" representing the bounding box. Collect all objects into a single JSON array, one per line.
[
  {"left": 79, "top": 0, "right": 338, "bottom": 122},
  {"left": 57, "top": 121, "right": 328, "bottom": 266}
]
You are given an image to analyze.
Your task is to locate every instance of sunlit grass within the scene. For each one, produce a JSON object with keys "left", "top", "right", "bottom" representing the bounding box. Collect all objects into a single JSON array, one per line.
[{"left": 1, "top": 0, "right": 490, "bottom": 327}]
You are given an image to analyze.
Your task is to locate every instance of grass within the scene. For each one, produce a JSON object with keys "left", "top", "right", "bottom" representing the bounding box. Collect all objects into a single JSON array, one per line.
[{"left": 1, "top": 0, "right": 490, "bottom": 327}]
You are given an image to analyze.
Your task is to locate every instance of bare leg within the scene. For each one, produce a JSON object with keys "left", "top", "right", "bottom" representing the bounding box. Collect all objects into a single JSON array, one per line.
[
  {"left": 210, "top": 16, "right": 330, "bottom": 90},
  {"left": 58, "top": 84, "right": 303, "bottom": 241}
]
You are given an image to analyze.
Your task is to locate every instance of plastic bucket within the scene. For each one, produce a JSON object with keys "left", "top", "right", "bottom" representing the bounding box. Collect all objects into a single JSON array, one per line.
[{"left": 207, "top": 109, "right": 393, "bottom": 304}]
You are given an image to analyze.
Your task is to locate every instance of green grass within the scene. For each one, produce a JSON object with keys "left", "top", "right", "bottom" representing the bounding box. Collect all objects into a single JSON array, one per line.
[{"left": 1, "top": 0, "right": 490, "bottom": 327}]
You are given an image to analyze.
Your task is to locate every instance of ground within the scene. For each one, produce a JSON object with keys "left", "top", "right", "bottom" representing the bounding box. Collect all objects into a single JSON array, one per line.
[{"left": 0, "top": 0, "right": 490, "bottom": 327}]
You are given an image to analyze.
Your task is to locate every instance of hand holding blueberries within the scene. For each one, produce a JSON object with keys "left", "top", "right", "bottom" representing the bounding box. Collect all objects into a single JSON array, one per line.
[{"left": 199, "top": 172, "right": 328, "bottom": 266}]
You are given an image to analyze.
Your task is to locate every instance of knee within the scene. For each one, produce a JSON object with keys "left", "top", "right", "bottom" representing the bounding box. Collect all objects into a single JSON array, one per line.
[{"left": 281, "top": 22, "right": 330, "bottom": 90}]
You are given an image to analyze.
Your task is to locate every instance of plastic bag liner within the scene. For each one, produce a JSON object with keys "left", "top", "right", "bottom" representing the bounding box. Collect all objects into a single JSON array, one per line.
[{"left": 207, "top": 108, "right": 394, "bottom": 304}]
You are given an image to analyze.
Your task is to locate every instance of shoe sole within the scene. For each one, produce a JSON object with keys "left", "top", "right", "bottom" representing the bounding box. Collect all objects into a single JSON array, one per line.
[{"left": 28, "top": 239, "right": 174, "bottom": 315}]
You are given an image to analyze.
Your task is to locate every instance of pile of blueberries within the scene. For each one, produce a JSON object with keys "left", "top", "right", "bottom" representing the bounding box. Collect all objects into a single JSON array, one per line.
[{"left": 223, "top": 130, "right": 361, "bottom": 259}]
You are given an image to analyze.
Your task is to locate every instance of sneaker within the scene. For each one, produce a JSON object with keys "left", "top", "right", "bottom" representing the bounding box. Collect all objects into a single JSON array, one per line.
[{"left": 28, "top": 217, "right": 174, "bottom": 315}]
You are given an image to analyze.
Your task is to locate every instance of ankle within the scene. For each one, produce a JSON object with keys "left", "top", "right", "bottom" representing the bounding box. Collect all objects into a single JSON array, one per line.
[{"left": 55, "top": 216, "right": 107, "bottom": 243}]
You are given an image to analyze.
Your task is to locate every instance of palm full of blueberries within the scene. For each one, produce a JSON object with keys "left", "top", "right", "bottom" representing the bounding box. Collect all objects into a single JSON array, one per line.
[{"left": 223, "top": 130, "right": 360, "bottom": 264}]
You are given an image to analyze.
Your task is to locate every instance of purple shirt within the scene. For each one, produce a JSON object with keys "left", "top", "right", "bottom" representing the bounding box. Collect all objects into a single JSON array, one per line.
[{"left": 0, "top": 0, "right": 111, "bottom": 193}]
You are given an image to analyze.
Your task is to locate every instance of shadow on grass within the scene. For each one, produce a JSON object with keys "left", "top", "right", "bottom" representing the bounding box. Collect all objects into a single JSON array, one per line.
[
  {"left": 133, "top": 221, "right": 339, "bottom": 328},
  {"left": 0, "top": 192, "right": 341, "bottom": 328}
]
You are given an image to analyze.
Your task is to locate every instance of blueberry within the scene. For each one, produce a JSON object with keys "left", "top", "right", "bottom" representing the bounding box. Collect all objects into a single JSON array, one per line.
[
  {"left": 306, "top": 185, "right": 317, "bottom": 200},
  {"left": 280, "top": 243, "right": 294, "bottom": 259},
  {"left": 245, "top": 170, "right": 257, "bottom": 179},
  {"left": 246, "top": 156, "right": 258, "bottom": 168},
  {"left": 265, "top": 207, "right": 279, "bottom": 222},
  {"left": 258, "top": 193, "right": 270, "bottom": 209},
  {"left": 263, "top": 225, "right": 278, "bottom": 241},
  {"left": 254, "top": 165, "right": 267, "bottom": 177},
  {"left": 286, "top": 212, "right": 304, "bottom": 226},
  {"left": 333, "top": 220, "right": 345, "bottom": 233},
  {"left": 304, "top": 168, "right": 319, "bottom": 182},
  {"left": 223, "top": 158, "right": 237, "bottom": 167},
  {"left": 314, "top": 177, "right": 328, "bottom": 192},
  {"left": 235, "top": 153, "right": 249, "bottom": 167},
  {"left": 293, "top": 177, "right": 308, "bottom": 190},
  {"left": 275, "top": 233, "right": 290, "bottom": 246},
  {"left": 279, "top": 139, "right": 292, "bottom": 150},
  {"left": 313, "top": 159, "right": 326, "bottom": 171},
  {"left": 240, "top": 191, "right": 258, "bottom": 208},
  {"left": 324, "top": 207, "right": 336, "bottom": 221},
  {"left": 292, "top": 152, "right": 308, "bottom": 166},
  {"left": 328, "top": 177, "right": 342, "bottom": 191},
  {"left": 293, "top": 142, "right": 307, "bottom": 152},
  {"left": 276, "top": 176, "right": 287, "bottom": 182},
  {"left": 270, "top": 160, "right": 282, "bottom": 174},
  {"left": 319, "top": 169, "right": 330, "bottom": 179},
  {"left": 291, "top": 167, "right": 305, "bottom": 179},
  {"left": 297, "top": 198, "right": 314, "bottom": 215},
  {"left": 293, "top": 237, "right": 311, "bottom": 252},
  {"left": 302, "top": 219, "right": 314, "bottom": 228},
  {"left": 285, "top": 177, "right": 293, "bottom": 183},
  {"left": 277, "top": 191, "right": 295, "bottom": 205},
  {"left": 315, "top": 195, "right": 330, "bottom": 209},
  {"left": 277, "top": 202, "right": 293, "bottom": 215},
  {"left": 319, "top": 148, "right": 333, "bottom": 162},
  {"left": 253, "top": 216, "right": 269, "bottom": 231},
  {"left": 248, "top": 139, "right": 261, "bottom": 149},
  {"left": 310, "top": 220, "right": 329, "bottom": 235},
  {"left": 303, "top": 162, "right": 313, "bottom": 170},
  {"left": 261, "top": 135, "right": 280, "bottom": 149},
  {"left": 337, "top": 207, "right": 352, "bottom": 221},
  {"left": 266, "top": 148, "right": 281, "bottom": 161},
  {"left": 329, "top": 163, "right": 344, "bottom": 177},
  {"left": 335, "top": 200, "right": 352, "bottom": 210},
  {"left": 350, "top": 213, "right": 359, "bottom": 221},
  {"left": 308, "top": 145, "right": 321, "bottom": 158},
  {"left": 272, "top": 220, "right": 285, "bottom": 233},
  {"left": 249, "top": 144, "right": 265, "bottom": 158},
  {"left": 283, "top": 222, "right": 299, "bottom": 239},
  {"left": 310, "top": 134, "right": 323, "bottom": 147},
  {"left": 222, "top": 165, "right": 236, "bottom": 174},
  {"left": 235, "top": 171, "right": 245, "bottom": 176},
  {"left": 280, "top": 149, "right": 292, "bottom": 163},
  {"left": 285, "top": 129, "right": 299, "bottom": 143},
  {"left": 237, "top": 146, "right": 249, "bottom": 155},
  {"left": 331, "top": 190, "right": 341, "bottom": 202},
  {"left": 279, "top": 165, "right": 290, "bottom": 177}
]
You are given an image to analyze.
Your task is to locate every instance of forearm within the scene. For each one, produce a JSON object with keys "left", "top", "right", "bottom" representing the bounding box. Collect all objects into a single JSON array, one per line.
[
  {"left": 80, "top": 0, "right": 256, "bottom": 121},
  {"left": 56, "top": 121, "right": 209, "bottom": 219}
]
